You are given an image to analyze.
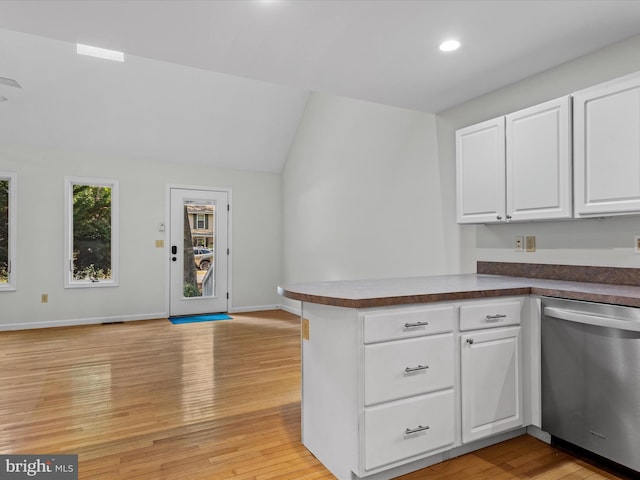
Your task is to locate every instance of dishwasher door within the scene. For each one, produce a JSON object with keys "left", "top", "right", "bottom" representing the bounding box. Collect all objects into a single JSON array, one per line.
[{"left": 541, "top": 297, "right": 640, "bottom": 473}]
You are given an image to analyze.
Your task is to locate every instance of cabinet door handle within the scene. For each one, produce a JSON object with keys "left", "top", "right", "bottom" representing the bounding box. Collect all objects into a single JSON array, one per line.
[
  {"left": 405, "top": 365, "right": 429, "bottom": 373},
  {"left": 405, "top": 425, "right": 430, "bottom": 435},
  {"left": 485, "top": 314, "right": 507, "bottom": 321},
  {"left": 497, "top": 215, "right": 503, "bottom": 220},
  {"left": 466, "top": 338, "right": 474, "bottom": 345},
  {"left": 404, "top": 321, "right": 429, "bottom": 328}
]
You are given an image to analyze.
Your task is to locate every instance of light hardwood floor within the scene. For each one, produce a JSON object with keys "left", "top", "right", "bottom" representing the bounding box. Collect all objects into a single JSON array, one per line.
[{"left": 0, "top": 310, "right": 622, "bottom": 479}]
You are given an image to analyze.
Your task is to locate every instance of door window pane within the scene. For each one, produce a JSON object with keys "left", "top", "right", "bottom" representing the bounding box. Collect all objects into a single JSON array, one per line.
[
  {"left": 65, "top": 178, "right": 119, "bottom": 287},
  {"left": 183, "top": 200, "right": 215, "bottom": 298}
]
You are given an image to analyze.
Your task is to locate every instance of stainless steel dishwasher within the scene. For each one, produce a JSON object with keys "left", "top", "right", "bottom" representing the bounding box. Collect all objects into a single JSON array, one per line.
[{"left": 541, "top": 297, "right": 640, "bottom": 474}]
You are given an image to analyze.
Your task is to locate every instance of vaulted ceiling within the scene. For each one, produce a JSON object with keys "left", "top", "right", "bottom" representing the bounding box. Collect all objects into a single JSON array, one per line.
[{"left": 2, "top": 0, "right": 640, "bottom": 172}]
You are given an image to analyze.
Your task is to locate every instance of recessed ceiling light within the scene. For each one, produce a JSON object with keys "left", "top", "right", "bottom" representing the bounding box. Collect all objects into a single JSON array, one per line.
[
  {"left": 439, "top": 39, "right": 461, "bottom": 52},
  {"left": 77, "top": 43, "right": 124, "bottom": 62}
]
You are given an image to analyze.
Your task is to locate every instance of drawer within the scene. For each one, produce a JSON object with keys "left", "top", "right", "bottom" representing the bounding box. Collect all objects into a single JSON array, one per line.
[
  {"left": 459, "top": 299, "right": 522, "bottom": 331},
  {"left": 364, "top": 334, "right": 454, "bottom": 406},
  {"left": 363, "top": 389, "right": 455, "bottom": 471},
  {"left": 363, "top": 305, "right": 455, "bottom": 344}
]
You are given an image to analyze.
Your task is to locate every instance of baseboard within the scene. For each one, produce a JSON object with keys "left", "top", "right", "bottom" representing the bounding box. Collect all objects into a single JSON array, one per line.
[
  {"left": 0, "top": 312, "right": 167, "bottom": 332},
  {"left": 228, "top": 304, "right": 281, "bottom": 314},
  {"left": 1, "top": 305, "right": 302, "bottom": 331},
  {"left": 278, "top": 303, "right": 300, "bottom": 316},
  {"left": 527, "top": 425, "right": 551, "bottom": 443}
]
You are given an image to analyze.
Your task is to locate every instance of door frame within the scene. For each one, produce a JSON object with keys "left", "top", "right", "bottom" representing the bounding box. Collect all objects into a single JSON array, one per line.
[{"left": 165, "top": 184, "right": 232, "bottom": 316}]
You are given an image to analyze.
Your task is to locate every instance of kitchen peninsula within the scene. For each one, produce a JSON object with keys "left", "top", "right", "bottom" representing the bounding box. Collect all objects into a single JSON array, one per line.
[{"left": 278, "top": 262, "right": 640, "bottom": 480}]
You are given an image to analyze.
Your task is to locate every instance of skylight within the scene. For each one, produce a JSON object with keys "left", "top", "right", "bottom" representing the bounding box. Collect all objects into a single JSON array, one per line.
[{"left": 77, "top": 43, "right": 125, "bottom": 62}]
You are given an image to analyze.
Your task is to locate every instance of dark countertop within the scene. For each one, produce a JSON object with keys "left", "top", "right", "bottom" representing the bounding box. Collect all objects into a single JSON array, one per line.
[{"left": 278, "top": 271, "right": 640, "bottom": 309}]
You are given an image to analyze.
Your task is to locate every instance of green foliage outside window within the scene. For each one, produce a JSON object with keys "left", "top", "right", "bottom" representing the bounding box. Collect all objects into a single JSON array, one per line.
[
  {"left": 73, "top": 185, "right": 112, "bottom": 281},
  {"left": 0, "top": 180, "right": 8, "bottom": 283}
]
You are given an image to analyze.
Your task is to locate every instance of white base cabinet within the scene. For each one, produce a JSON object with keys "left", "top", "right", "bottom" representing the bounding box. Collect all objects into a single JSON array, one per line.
[
  {"left": 301, "top": 297, "right": 535, "bottom": 480},
  {"left": 461, "top": 326, "right": 523, "bottom": 443}
]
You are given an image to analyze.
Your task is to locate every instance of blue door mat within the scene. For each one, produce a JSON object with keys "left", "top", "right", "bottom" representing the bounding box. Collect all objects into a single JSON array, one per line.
[{"left": 169, "top": 313, "right": 232, "bottom": 324}]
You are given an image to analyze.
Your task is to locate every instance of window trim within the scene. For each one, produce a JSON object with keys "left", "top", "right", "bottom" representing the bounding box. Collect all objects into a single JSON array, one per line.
[
  {"left": 0, "top": 172, "right": 17, "bottom": 292},
  {"left": 64, "top": 176, "right": 119, "bottom": 288}
]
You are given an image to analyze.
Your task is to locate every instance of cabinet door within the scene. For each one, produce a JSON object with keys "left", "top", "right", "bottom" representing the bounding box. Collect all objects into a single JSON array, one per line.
[
  {"left": 456, "top": 117, "right": 506, "bottom": 223},
  {"left": 460, "top": 326, "right": 522, "bottom": 443},
  {"left": 506, "top": 97, "right": 572, "bottom": 221},
  {"left": 574, "top": 73, "right": 640, "bottom": 216}
]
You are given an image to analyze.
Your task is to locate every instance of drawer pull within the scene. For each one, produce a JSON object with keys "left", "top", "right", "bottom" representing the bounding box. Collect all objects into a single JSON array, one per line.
[
  {"left": 485, "top": 314, "right": 507, "bottom": 321},
  {"left": 405, "top": 425, "right": 430, "bottom": 436},
  {"left": 404, "top": 321, "right": 429, "bottom": 328},
  {"left": 404, "top": 365, "right": 429, "bottom": 373}
]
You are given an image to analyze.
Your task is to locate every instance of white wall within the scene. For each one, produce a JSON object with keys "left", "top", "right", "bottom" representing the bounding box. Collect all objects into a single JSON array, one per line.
[
  {"left": 0, "top": 145, "right": 282, "bottom": 329},
  {"left": 437, "top": 33, "right": 640, "bottom": 273},
  {"left": 282, "top": 92, "right": 450, "bottom": 290}
]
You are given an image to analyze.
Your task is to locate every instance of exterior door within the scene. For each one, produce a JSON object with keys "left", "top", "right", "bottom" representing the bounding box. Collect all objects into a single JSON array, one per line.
[{"left": 169, "top": 187, "right": 228, "bottom": 316}]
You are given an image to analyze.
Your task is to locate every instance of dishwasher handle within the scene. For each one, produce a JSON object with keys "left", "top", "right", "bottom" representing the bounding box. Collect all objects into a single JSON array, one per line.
[{"left": 544, "top": 306, "right": 640, "bottom": 332}]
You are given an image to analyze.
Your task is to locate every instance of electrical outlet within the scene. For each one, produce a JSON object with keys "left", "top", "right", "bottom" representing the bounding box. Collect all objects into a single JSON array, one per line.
[
  {"left": 41, "top": 294, "right": 48, "bottom": 304},
  {"left": 515, "top": 236, "right": 524, "bottom": 251},
  {"left": 155, "top": 239, "right": 164, "bottom": 248},
  {"left": 526, "top": 236, "right": 536, "bottom": 252},
  {"left": 634, "top": 235, "right": 640, "bottom": 253}
]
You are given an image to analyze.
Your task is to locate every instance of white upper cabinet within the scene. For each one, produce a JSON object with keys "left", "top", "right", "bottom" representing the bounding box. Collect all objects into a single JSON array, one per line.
[
  {"left": 573, "top": 73, "right": 640, "bottom": 217},
  {"left": 456, "top": 117, "right": 506, "bottom": 223},
  {"left": 456, "top": 96, "right": 572, "bottom": 224},
  {"left": 506, "top": 97, "right": 572, "bottom": 221}
]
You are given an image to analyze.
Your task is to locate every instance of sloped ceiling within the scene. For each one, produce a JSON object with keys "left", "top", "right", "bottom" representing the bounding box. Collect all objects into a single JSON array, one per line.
[{"left": 1, "top": 0, "right": 640, "bottom": 172}]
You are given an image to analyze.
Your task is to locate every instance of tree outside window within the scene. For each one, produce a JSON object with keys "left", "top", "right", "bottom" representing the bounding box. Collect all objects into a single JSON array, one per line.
[
  {"left": 0, "top": 173, "right": 16, "bottom": 291},
  {"left": 65, "top": 177, "right": 119, "bottom": 287},
  {"left": 72, "top": 184, "right": 112, "bottom": 281},
  {"left": 0, "top": 179, "right": 9, "bottom": 283}
]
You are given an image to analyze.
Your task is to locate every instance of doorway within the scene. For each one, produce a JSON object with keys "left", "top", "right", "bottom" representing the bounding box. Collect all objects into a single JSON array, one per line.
[{"left": 169, "top": 187, "right": 229, "bottom": 316}]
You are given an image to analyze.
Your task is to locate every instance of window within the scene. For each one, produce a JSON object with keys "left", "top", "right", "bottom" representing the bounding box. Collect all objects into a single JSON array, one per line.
[
  {"left": 64, "top": 177, "right": 119, "bottom": 288},
  {"left": 196, "top": 214, "right": 205, "bottom": 229},
  {"left": 0, "top": 173, "right": 17, "bottom": 291}
]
